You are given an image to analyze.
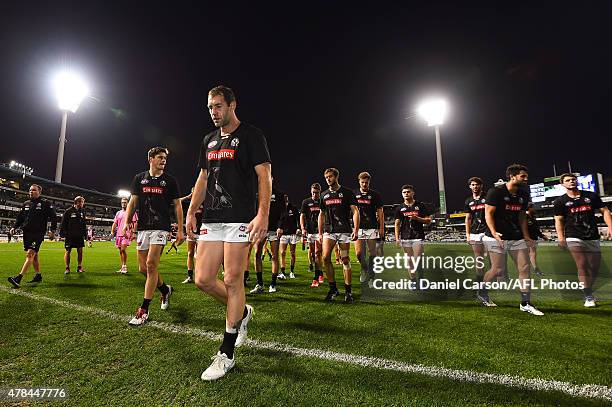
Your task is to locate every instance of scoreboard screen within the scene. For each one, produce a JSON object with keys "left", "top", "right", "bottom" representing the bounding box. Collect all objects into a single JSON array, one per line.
[{"left": 530, "top": 174, "right": 597, "bottom": 203}]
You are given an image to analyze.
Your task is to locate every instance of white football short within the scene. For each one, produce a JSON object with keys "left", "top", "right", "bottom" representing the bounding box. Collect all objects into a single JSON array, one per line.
[
  {"left": 137, "top": 230, "right": 169, "bottom": 251},
  {"left": 198, "top": 223, "right": 250, "bottom": 243}
]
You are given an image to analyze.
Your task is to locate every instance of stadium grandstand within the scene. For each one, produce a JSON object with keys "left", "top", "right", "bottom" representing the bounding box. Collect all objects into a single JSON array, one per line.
[{"left": 0, "top": 163, "right": 121, "bottom": 241}]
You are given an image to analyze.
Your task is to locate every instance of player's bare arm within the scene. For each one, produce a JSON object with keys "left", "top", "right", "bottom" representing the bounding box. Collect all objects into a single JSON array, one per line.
[
  {"left": 248, "top": 162, "right": 272, "bottom": 243},
  {"left": 186, "top": 169, "right": 207, "bottom": 239}
]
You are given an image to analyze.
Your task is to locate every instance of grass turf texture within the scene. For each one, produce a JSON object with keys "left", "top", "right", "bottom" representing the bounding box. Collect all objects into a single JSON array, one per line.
[{"left": 0, "top": 241, "right": 610, "bottom": 406}]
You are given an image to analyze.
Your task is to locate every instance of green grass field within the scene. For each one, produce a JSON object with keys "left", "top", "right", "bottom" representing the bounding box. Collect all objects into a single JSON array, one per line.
[{"left": 0, "top": 241, "right": 610, "bottom": 406}]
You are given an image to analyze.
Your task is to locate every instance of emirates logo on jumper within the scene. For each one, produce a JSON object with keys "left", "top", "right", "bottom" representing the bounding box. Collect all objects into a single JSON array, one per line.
[
  {"left": 208, "top": 149, "right": 235, "bottom": 160},
  {"left": 325, "top": 198, "right": 342, "bottom": 205},
  {"left": 570, "top": 205, "right": 592, "bottom": 213},
  {"left": 505, "top": 204, "right": 522, "bottom": 211},
  {"left": 402, "top": 211, "right": 419, "bottom": 217},
  {"left": 470, "top": 204, "right": 485, "bottom": 210},
  {"left": 309, "top": 206, "right": 320, "bottom": 211},
  {"left": 357, "top": 199, "right": 371, "bottom": 204},
  {"left": 143, "top": 186, "right": 164, "bottom": 194}
]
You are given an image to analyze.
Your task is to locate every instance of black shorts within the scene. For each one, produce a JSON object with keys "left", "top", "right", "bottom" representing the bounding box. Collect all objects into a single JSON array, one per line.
[
  {"left": 65, "top": 236, "right": 85, "bottom": 250},
  {"left": 23, "top": 232, "right": 45, "bottom": 252}
]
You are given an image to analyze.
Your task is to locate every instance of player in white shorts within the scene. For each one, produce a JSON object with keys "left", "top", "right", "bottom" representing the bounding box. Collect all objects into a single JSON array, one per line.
[
  {"left": 186, "top": 85, "right": 271, "bottom": 380},
  {"left": 354, "top": 171, "right": 384, "bottom": 285},
  {"left": 464, "top": 177, "right": 488, "bottom": 283},
  {"left": 554, "top": 173, "right": 612, "bottom": 307},
  {"left": 251, "top": 185, "right": 285, "bottom": 294},
  {"left": 318, "top": 168, "right": 360, "bottom": 303},
  {"left": 394, "top": 184, "right": 431, "bottom": 287},
  {"left": 480, "top": 164, "right": 543, "bottom": 315},
  {"left": 279, "top": 195, "right": 300, "bottom": 279},
  {"left": 301, "top": 183, "right": 324, "bottom": 287},
  {"left": 125, "top": 147, "right": 183, "bottom": 326}
]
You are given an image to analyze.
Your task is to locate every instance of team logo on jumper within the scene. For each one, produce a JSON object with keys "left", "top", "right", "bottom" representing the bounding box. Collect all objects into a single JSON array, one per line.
[
  {"left": 239, "top": 225, "right": 247, "bottom": 232},
  {"left": 309, "top": 206, "right": 319, "bottom": 212},
  {"left": 503, "top": 196, "right": 510, "bottom": 201},
  {"left": 584, "top": 197, "right": 591, "bottom": 203},
  {"left": 358, "top": 199, "right": 371, "bottom": 204},
  {"left": 402, "top": 211, "right": 419, "bottom": 217},
  {"left": 565, "top": 201, "right": 574, "bottom": 207},
  {"left": 339, "top": 193, "right": 343, "bottom": 198},
  {"left": 323, "top": 194, "right": 330, "bottom": 199},
  {"left": 141, "top": 179, "right": 149, "bottom": 184},
  {"left": 160, "top": 180, "right": 166, "bottom": 186},
  {"left": 470, "top": 204, "right": 485, "bottom": 210},
  {"left": 231, "top": 138, "right": 239, "bottom": 147},
  {"left": 207, "top": 149, "right": 235, "bottom": 160},
  {"left": 208, "top": 140, "right": 218, "bottom": 148}
]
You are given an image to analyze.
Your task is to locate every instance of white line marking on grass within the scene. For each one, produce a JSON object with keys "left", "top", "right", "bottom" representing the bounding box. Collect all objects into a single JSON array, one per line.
[{"left": 1, "top": 286, "right": 610, "bottom": 402}]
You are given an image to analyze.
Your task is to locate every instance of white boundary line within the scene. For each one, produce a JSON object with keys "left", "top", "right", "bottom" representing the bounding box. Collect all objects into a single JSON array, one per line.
[{"left": 1, "top": 286, "right": 610, "bottom": 402}]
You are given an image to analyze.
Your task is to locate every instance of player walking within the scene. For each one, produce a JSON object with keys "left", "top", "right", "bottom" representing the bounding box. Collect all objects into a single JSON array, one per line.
[{"left": 318, "top": 168, "right": 360, "bottom": 303}]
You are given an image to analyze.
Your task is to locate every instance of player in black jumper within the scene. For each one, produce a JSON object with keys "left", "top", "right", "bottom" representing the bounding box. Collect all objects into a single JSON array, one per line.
[
  {"left": 480, "top": 164, "right": 543, "bottom": 315},
  {"left": 554, "top": 173, "right": 612, "bottom": 307},
  {"left": 318, "top": 168, "right": 360, "bottom": 303},
  {"left": 126, "top": 147, "right": 183, "bottom": 325},
  {"left": 186, "top": 85, "right": 271, "bottom": 380}
]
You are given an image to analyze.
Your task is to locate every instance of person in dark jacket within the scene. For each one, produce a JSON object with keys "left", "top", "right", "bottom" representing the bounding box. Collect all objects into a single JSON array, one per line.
[
  {"left": 8, "top": 184, "right": 57, "bottom": 288},
  {"left": 60, "top": 196, "right": 87, "bottom": 274}
]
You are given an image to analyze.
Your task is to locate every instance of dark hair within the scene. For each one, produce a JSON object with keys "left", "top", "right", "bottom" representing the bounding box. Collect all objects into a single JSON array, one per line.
[
  {"left": 30, "top": 184, "right": 42, "bottom": 192},
  {"left": 401, "top": 184, "right": 414, "bottom": 191},
  {"left": 74, "top": 196, "right": 85, "bottom": 203},
  {"left": 468, "top": 177, "right": 483, "bottom": 185},
  {"left": 358, "top": 171, "right": 371, "bottom": 180},
  {"left": 148, "top": 147, "right": 169, "bottom": 159},
  {"left": 505, "top": 163, "right": 528, "bottom": 180},
  {"left": 559, "top": 173, "right": 577, "bottom": 183},
  {"left": 324, "top": 168, "right": 339, "bottom": 177},
  {"left": 311, "top": 183, "right": 321, "bottom": 190},
  {"left": 208, "top": 85, "right": 236, "bottom": 105}
]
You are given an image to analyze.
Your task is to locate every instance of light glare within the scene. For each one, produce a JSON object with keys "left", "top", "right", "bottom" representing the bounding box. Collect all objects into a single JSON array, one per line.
[
  {"left": 417, "top": 99, "right": 447, "bottom": 126},
  {"left": 117, "top": 189, "right": 131, "bottom": 198},
  {"left": 54, "top": 71, "right": 89, "bottom": 113}
]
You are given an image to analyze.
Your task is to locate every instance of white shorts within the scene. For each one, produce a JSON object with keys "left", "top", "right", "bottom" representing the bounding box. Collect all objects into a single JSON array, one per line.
[
  {"left": 400, "top": 239, "right": 423, "bottom": 249},
  {"left": 323, "top": 232, "right": 352, "bottom": 244},
  {"left": 198, "top": 223, "right": 250, "bottom": 243},
  {"left": 186, "top": 233, "right": 199, "bottom": 243},
  {"left": 566, "top": 238, "right": 601, "bottom": 252},
  {"left": 358, "top": 229, "right": 379, "bottom": 240},
  {"left": 482, "top": 236, "right": 527, "bottom": 254},
  {"left": 306, "top": 233, "right": 320, "bottom": 244},
  {"left": 266, "top": 231, "right": 279, "bottom": 242},
  {"left": 280, "top": 234, "right": 299, "bottom": 245},
  {"left": 137, "top": 230, "right": 169, "bottom": 251},
  {"left": 469, "top": 233, "right": 486, "bottom": 244}
]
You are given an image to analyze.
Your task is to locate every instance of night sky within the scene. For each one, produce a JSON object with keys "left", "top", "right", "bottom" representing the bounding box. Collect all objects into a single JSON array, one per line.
[{"left": 2, "top": 3, "right": 610, "bottom": 211}]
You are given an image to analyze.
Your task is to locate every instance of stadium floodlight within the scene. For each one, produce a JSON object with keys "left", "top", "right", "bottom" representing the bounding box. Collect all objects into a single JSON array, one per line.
[
  {"left": 8, "top": 160, "right": 33, "bottom": 176},
  {"left": 53, "top": 70, "right": 89, "bottom": 184},
  {"left": 417, "top": 99, "right": 447, "bottom": 127},
  {"left": 417, "top": 98, "right": 448, "bottom": 214},
  {"left": 117, "top": 189, "right": 131, "bottom": 198}
]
